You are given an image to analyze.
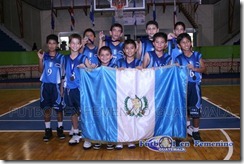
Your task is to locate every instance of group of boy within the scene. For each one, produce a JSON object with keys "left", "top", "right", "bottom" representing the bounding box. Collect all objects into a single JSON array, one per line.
[{"left": 37, "top": 20, "right": 206, "bottom": 150}]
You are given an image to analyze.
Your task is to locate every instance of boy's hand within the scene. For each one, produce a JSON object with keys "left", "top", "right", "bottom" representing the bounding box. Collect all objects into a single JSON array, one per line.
[
  {"left": 77, "top": 63, "right": 86, "bottom": 68},
  {"left": 117, "top": 67, "right": 125, "bottom": 71},
  {"left": 99, "top": 31, "right": 105, "bottom": 40},
  {"left": 82, "top": 36, "right": 89, "bottom": 45},
  {"left": 167, "top": 33, "right": 176, "bottom": 40},
  {"left": 187, "top": 64, "right": 194, "bottom": 70},
  {"left": 91, "top": 63, "right": 97, "bottom": 68},
  {"left": 37, "top": 49, "right": 44, "bottom": 60},
  {"left": 136, "top": 66, "right": 143, "bottom": 70}
]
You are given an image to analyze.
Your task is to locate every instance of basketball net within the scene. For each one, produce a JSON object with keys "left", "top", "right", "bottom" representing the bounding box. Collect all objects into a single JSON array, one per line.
[{"left": 113, "top": 0, "right": 125, "bottom": 18}]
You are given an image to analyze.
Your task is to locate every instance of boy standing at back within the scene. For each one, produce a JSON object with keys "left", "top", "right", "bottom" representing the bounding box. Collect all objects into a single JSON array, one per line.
[
  {"left": 37, "top": 34, "right": 65, "bottom": 142},
  {"left": 136, "top": 20, "right": 159, "bottom": 62},
  {"left": 98, "top": 23, "right": 124, "bottom": 65},
  {"left": 81, "top": 28, "right": 99, "bottom": 67},
  {"left": 63, "top": 33, "right": 94, "bottom": 149},
  {"left": 167, "top": 21, "right": 186, "bottom": 63}
]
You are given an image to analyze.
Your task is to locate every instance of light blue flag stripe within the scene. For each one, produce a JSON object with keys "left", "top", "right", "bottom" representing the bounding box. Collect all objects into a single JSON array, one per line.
[
  {"left": 154, "top": 66, "right": 187, "bottom": 138},
  {"left": 80, "top": 67, "right": 117, "bottom": 142}
]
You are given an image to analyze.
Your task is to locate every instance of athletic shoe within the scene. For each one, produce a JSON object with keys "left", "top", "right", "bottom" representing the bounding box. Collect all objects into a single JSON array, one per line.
[
  {"left": 187, "top": 125, "right": 193, "bottom": 136},
  {"left": 69, "top": 128, "right": 82, "bottom": 138},
  {"left": 106, "top": 144, "right": 114, "bottom": 150},
  {"left": 43, "top": 128, "right": 53, "bottom": 142},
  {"left": 57, "top": 126, "right": 65, "bottom": 140},
  {"left": 128, "top": 143, "right": 136, "bottom": 149},
  {"left": 69, "top": 133, "right": 80, "bottom": 145},
  {"left": 83, "top": 140, "right": 92, "bottom": 150},
  {"left": 115, "top": 144, "right": 123, "bottom": 150},
  {"left": 192, "top": 131, "right": 202, "bottom": 141},
  {"left": 93, "top": 143, "right": 101, "bottom": 150}
]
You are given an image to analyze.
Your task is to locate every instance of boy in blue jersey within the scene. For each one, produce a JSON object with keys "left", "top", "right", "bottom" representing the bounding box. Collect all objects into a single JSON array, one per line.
[
  {"left": 80, "top": 28, "right": 99, "bottom": 66},
  {"left": 97, "top": 46, "right": 117, "bottom": 68},
  {"left": 37, "top": 34, "right": 65, "bottom": 142},
  {"left": 136, "top": 20, "right": 159, "bottom": 62},
  {"left": 175, "top": 33, "right": 206, "bottom": 141},
  {"left": 63, "top": 33, "right": 94, "bottom": 149},
  {"left": 142, "top": 32, "right": 171, "bottom": 68},
  {"left": 117, "top": 39, "right": 142, "bottom": 70},
  {"left": 167, "top": 21, "right": 186, "bottom": 63},
  {"left": 98, "top": 23, "right": 124, "bottom": 65}
]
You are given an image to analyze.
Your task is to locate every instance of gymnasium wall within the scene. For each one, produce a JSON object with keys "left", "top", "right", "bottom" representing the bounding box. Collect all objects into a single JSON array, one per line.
[{"left": 2, "top": 0, "right": 240, "bottom": 49}]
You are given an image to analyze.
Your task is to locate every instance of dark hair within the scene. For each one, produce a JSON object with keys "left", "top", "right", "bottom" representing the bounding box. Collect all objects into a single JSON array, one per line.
[
  {"left": 152, "top": 32, "right": 167, "bottom": 42},
  {"left": 110, "top": 23, "right": 123, "bottom": 32},
  {"left": 69, "top": 33, "right": 81, "bottom": 44},
  {"left": 123, "top": 39, "right": 136, "bottom": 49},
  {"left": 146, "top": 20, "right": 159, "bottom": 29},
  {"left": 98, "top": 46, "right": 112, "bottom": 56},
  {"left": 83, "top": 28, "right": 96, "bottom": 37},
  {"left": 46, "top": 34, "right": 59, "bottom": 44},
  {"left": 174, "top": 21, "right": 186, "bottom": 30},
  {"left": 177, "top": 33, "right": 192, "bottom": 44}
]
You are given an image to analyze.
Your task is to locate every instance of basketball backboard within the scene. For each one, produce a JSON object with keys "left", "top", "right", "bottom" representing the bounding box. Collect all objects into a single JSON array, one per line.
[{"left": 93, "top": 0, "right": 146, "bottom": 11}]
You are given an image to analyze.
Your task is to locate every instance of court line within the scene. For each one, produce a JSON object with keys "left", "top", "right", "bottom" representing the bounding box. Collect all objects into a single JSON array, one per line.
[
  {"left": 200, "top": 117, "right": 239, "bottom": 119},
  {"left": 200, "top": 128, "right": 240, "bottom": 130},
  {"left": 202, "top": 97, "right": 240, "bottom": 119},
  {"left": 0, "top": 98, "right": 40, "bottom": 117},
  {"left": 220, "top": 129, "right": 233, "bottom": 160}
]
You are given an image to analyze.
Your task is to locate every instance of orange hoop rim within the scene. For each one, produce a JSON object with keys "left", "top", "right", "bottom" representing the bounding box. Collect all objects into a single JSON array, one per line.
[{"left": 112, "top": 0, "right": 126, "bottom": 10}]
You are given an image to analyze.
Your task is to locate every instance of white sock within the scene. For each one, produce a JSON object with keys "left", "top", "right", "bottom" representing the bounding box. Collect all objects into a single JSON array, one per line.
[
  {"left": 193, "top": 127, "right": 199, "bottom": 132},
  {"left": 73, "top": 129, "right": 79, "bottom": 134},
  {"left": 45, "top": 122, "right": 51, "bottom": 129},
  {"left": 187, "top": 121, "right": 190, "bottom": 127},
  {"left": 58, "top": 122, "right": 63, "bottom": 128}
]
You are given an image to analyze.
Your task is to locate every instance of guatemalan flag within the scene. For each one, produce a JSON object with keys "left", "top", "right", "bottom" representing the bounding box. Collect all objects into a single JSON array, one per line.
[{"left": 79, "top": 65, "right": 188, "bottom": 142}]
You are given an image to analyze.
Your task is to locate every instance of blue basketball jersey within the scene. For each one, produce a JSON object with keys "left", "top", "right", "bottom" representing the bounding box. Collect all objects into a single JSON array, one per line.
[
  {"left": 64, "top": 53, "right": 87, "bottom": 89},
  {"left": 40, "top": 52, "right": 64, "bottom": 84},
  {"left": 117, "top": 58, "right": 141, "bottom": 68},
  {"left": 168, "top": 38, "right": 182, "bottom": 63},
  {"left": 105, "top": 40, "right": 124, "bottom": 64},
  {"left": 140, "top": 37, "right": 154, "bottom": 62},
  {"left": 175, "top": 51, "right": 202, "bottom": 83},
  {"left": 83, "top": 45, "right": 99, "bottom": 65},
  {"left": 146, "top": 51, "right": 171, "bottom": 68}
]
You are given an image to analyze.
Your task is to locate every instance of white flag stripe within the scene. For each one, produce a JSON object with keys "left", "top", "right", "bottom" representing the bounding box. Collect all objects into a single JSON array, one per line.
[{"left": 116, "top": 69, "right": 155, "bottom": 142}]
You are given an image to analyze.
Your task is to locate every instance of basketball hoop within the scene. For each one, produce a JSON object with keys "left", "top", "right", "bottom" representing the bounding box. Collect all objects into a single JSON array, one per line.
[{"left": 110, "top": 0, "right": 127, "bottom": 18}]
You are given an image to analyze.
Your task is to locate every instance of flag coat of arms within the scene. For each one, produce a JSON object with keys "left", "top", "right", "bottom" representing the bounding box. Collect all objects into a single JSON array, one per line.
[{"left": 79, "top": 65, "right": 188, "bottom": 142}]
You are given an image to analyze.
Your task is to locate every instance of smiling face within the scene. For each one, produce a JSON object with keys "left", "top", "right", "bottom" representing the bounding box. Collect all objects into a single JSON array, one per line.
[
  {"left": 98, "top": 49, "right": 113, "bottom": 66},
  {"left": 178, "top": 37, "right": 192, "bottom": 52},
  {"left": 69, "top": 38, "right": 82, "bottom": 52},
  {"left": 123, "top": 43, "right": 136, "bottom": 58}
]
